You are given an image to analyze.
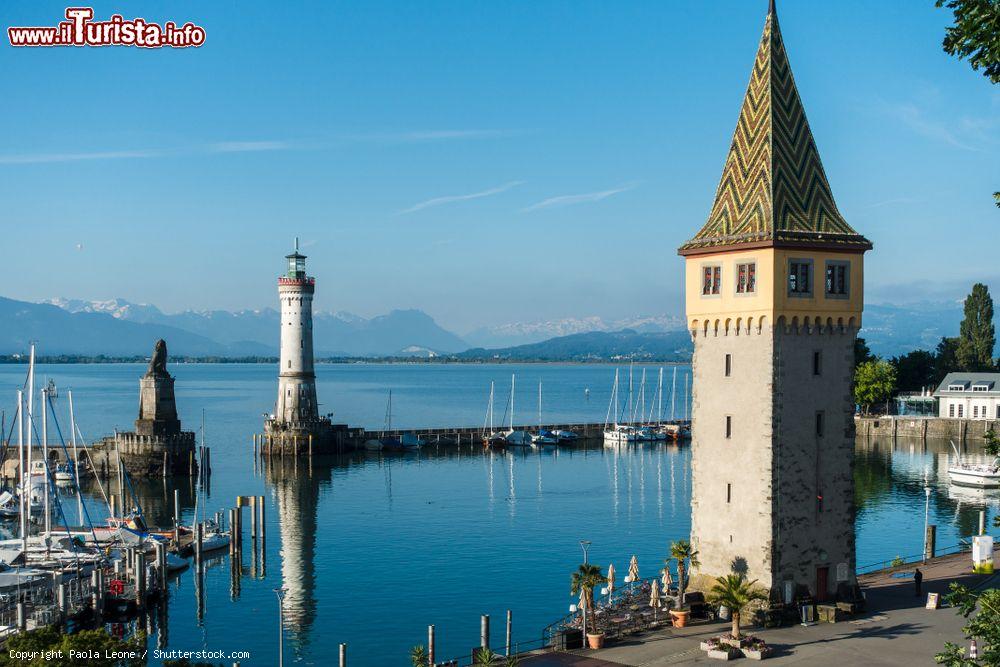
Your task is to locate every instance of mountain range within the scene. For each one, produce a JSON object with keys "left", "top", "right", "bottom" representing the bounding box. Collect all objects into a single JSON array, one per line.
[{"left": 0, "top": 295, "right": 982, "bottom": 360}]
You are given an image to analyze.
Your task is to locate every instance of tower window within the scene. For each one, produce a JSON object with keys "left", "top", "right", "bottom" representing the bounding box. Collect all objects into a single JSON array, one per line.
[
  {"left": 725, "top": 415, "right": 732, "bottom": 439},
  {"left": 725, "top": 354, "right": 732, "bottom": 377},
  {"left": 726, "top": 483, "right": 732, "bottom": 503},
  {"left": 815, "top": 412, "right": 825, "bottom": 437},
  {"left": 788, "top": 259, "right": 813, "bottom": 296},
  {"left": 736, "top": 262, "right": 756, "bottom": 294},
  {"left": 825, "top": 261, "right": 850, "bottom": 298},
  {"left": 287, "top": 360, "right": 291, "bottom": 369},
  {"left": 702, "top": 265, "right": 722, "bottom": 296},
  {"left": 813, "top": 351, "right": 822, "bottom": 376}
]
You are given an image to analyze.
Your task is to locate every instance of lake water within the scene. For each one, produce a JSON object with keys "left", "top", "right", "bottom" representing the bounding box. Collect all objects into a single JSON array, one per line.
[{"left": 0, "top": 363, "right": 994, "bottom": 665}]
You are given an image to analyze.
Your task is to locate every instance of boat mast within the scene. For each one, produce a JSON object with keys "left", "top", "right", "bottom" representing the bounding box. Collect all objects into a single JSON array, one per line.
[
  {"left": 627, "top": 363, "right": 634, "bottom": 426},
  {"left": 538, "top": 380, "right": 542, "bottom": 431},
  {"left": 670, "top": 367, "right": 677, "bottom": 421},
  {"left": 613, "top": 369, "right": 619, "bottom": 427},
  {"left": 685, "top": 372, "right": 691, "bottom": 420},
  {"left": 42, "top": 386, "right": 50, "bottom": 540},
  {"left": 68, "top": 390, "right": 82, "bottom": 526},
  {"left": 17, "top": 390, "right": 26, "bottom": 554},
  {"left": 510, "top": 374, "right": 515, "bottom": 430},
  {"left": 658, "top": 368, "right": 664, "bottom": 424},
  {"left": 26, "top": 344, "right": 34, "bottom": 541}
]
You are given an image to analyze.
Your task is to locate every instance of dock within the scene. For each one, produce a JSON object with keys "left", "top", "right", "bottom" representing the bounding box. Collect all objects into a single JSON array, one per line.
[{"left": 251, "top": 420, "right": 692, "bottom": 456}]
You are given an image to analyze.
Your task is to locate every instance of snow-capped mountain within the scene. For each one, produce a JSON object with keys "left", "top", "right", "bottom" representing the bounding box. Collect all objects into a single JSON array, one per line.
[{"left": 464, "top": 314, "right": 687, "bottom": 348}]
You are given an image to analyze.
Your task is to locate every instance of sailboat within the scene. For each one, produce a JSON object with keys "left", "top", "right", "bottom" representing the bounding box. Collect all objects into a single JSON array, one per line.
[
  {"left": 503, "top": 374, "right": 533, "bottom": 447},
  {"left": 948, "top": 440, "right": 1000, "bottom": 488},
  {"left": 482, "top": 381, "right": 507, "bottom": 448},
  {"left": 604, "top": 369, "right": 638, "bottom": 445},
  {"left": 192, "top": 411, "right": 230, "bottom": 553},
  {"left": 531, "top": 380, "right": 557, "bottom": 446}
]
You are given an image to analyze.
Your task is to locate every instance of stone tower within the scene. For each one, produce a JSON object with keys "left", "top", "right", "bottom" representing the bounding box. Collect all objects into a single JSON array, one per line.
[
  {"left": 275, "top": 239, "right": 319, "bottom": 424},
  {"left": 678, "top": 1, "right": 872, "bottom": 602}
]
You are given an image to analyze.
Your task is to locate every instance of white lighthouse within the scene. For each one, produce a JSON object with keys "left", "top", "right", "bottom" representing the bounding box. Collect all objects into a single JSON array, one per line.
[{"left": 275, "top": 239, "right": 319, "bottom": 424}]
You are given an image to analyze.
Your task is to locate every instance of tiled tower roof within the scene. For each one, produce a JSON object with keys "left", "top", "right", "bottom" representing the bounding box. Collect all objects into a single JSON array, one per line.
[{"left": 679, "top": 1, "right": 871, "bottom": 255}]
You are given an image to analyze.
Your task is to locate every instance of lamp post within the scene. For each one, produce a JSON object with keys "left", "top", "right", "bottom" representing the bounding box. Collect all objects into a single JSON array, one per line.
[
  {"left": 579, "top": 540, "right": 591, "bottom": 565},
  {"left": 578, "top": 540, "right": 591, "bottom": 647},
  {"left": 274, "top": 587, "right": 287, "bottom": 667},
  {"left": 923, "top": 470, "right": 931, "bottom": 563}
]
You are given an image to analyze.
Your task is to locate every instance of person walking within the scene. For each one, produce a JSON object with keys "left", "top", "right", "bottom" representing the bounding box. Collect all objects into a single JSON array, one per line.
[{"left": 914, "top": 568, "right": 923, "bottom": 597}]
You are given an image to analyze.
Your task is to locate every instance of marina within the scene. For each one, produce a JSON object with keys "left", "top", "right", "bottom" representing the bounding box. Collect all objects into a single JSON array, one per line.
[{"left": 0, "top": 362, "right": 995, "bottom": 664}]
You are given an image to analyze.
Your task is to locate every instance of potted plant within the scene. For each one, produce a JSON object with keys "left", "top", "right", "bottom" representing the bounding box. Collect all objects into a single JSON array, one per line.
[
  {"left": 473, "top": 647, "right": 500, "bottom": 666},
  {"left": 700, "top": 636, "right": 740, "bottom": 661},
  {"left": 742, "top": 636, "right": 773, "bottom": 661},
  {"left": 570, "top": 563, "right": 608, "bottom": 649},
  {"left": 667, "top": 539, "right": 700, "bottom": 628},
  {"left": 707, "top": 573, "right": 768, "bottom": 649}
]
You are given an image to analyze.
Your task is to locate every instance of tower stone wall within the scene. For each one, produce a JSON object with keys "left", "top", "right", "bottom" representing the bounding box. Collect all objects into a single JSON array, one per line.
[{"left": 276, "top": 277, "right": 318, "bottom": 424}]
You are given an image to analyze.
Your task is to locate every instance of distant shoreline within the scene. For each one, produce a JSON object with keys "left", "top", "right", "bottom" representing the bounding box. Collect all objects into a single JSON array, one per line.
[{"left": 0, "top": 355, "right": 691, "bottom": 366}]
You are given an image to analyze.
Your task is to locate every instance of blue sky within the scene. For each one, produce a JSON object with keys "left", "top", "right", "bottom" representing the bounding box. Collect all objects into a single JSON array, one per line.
[{"left": 2, "top": 0, "right": 997, "bottom": 332}]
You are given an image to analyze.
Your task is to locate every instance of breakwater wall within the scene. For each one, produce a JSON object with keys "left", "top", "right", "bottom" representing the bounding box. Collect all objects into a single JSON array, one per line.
[
  {"left": 254, "top": 420, "right": 690, "bottom": 455},
  {"left": 856, "top": 416, "right": 999, "bottom": 443}
]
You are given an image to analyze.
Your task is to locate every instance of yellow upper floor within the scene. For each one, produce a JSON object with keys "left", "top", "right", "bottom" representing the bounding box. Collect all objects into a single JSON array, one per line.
[{"left": 684, "top": 247, "right": 864, "bottom": 333}]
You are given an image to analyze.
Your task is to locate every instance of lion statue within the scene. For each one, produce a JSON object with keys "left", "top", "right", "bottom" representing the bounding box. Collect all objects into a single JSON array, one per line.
[{"left": 147, "top": 339, "right": 169, "bottom": 377}]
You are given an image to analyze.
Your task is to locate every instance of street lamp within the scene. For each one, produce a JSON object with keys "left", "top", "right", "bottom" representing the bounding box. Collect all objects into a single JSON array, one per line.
[
  {"left": 274, "top": 587, "right": 287, "bottom": 667},
  {"left": 579, "top": 539, "right": 591, "bottom": 565},
  {"left": 923, "top": 470, "right": 931, "bottom": 563}
]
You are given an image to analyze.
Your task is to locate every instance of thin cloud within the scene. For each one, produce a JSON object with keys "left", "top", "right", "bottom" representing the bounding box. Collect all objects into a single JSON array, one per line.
[
  {"left": 522, "top": 183, "right": 638, "bottom": 212},
  {"left": 209, "top": 141, "right": 289, "bottom": 153},
  {"left": 360, "top": 129, "right": 521, "bottom": 143},
  {"left": 398, "top": 181, "right": 524, "bottom": 214},
  {"left": 0, "top": 141, "right": 290, "bottom": 165},
  {"left": 865, "top": 196, "right": 921, "bottom": 209},
  {"left": 888, "top": 103, "right": 981, "bottom": 152},
  {"left": 0, "top": 149, "right": 160, "bottom": 165}
]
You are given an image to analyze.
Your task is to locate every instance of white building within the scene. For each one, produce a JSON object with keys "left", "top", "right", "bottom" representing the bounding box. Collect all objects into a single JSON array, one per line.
[
  {"left": 934, "top": 373, "right": 1000, "bottom": 420},
  {"left": 275, "top": 239, "right": 319, "bottom": 424}
]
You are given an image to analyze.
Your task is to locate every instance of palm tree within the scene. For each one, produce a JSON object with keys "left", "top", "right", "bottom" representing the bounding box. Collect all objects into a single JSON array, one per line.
[
  {"left": 569, "top": 563, "right": 607, "bottom": 634},
  {"left": 669, "top": 539, "right": 700, "bottom": 608},
  {"left": 707, "top": 574, "right": 768, "bottom": 640},
  {"left": 472, "top": 647, "right": 500, "bottom": 666},
  {"left": 410, "top": 645, "right": 428, "bottom": 667}
]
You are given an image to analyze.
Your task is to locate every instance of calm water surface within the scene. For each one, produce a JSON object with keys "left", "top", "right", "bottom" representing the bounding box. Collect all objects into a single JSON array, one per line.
[{"left": 0, "top": 363, "right": 994, "bottom": 665}]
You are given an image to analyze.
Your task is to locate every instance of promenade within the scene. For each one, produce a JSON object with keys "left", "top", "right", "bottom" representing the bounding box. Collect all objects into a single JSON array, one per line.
[{"left": 526, "top": 550, "right": 994, "bottom": 665}]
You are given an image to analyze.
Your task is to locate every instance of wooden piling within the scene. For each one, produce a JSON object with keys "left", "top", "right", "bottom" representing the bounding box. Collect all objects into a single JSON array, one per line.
[
  {"left": 339, "top": 643, "right": 347, "bottom": 667},
  {"left": 980, "top": 510, "right": 986, "bottom": 535},
  {"left": 258, "top": 495, "right": 266, "bottom": 541},
  {"left": 481, "top": 614, "right": 490, "bottom": 649},
  {"left": 174, "top": 489, "right": 180, "bottom": 547},
  {"left": 428, "top": 625, "right": 435, "bottom": 666},
  {"left": 309, "top": 434, "right": 313, "bottom": 458},
  {"left": 156, "top": 541, "right": 167, "bottom": 591},
  {"left": 135, "top": 552, "right": 146, "bottom": 606},
  {"left": 505, "top": 609, "right": 512, "bottom": 656},
  {"left": 925, "top": 524, "right": 937, "bottom": 560},
  {"left": 250, "top": 496, "right": 257, "bottom": 540}
]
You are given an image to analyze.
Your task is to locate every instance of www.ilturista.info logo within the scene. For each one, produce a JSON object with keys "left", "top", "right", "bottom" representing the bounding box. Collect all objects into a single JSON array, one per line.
[{"left": 8, "top": 7, "right": 206, "bottom": 48}]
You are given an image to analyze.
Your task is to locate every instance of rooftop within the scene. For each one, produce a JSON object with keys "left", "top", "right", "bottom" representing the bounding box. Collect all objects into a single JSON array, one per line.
[
  {"left": 678, "top": 1, "right": 871, "bottom": 255},
  {"left": 934, "top": 372, "right": 1000, "bottom": 396}
]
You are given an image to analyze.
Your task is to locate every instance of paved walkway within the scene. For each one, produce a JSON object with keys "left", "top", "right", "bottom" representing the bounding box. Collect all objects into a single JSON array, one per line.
[{"left": 525, "top": 551, "right": 995, "bottom": 666}]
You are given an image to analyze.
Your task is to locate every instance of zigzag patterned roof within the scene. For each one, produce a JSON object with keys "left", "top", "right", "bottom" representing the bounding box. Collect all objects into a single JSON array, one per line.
[{"left": 679, "top": 2, "right": 871, "bottom": 254}]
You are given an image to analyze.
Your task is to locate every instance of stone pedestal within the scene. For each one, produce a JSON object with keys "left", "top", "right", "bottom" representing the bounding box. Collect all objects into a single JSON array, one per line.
[{"left": 136, "top": 375, "right": 181, "bottom": 436}]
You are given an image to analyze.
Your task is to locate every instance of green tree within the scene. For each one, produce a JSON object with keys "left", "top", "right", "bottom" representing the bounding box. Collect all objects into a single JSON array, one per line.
[
  {"left": 569, "top": 563, "right": 607, "bottom": 634},
  {"left": 935, "top": 337, "right": 962, "bottom": 384},
  {"left": 935, "top": 0, "right": 1000, "bottom": 83},
  {"left": 410, "top": 645, "right": 428, "bottom": 667},
  {"left": 986, "top": 429, "right": 1000, "bottom": 457},
  {"left": 853, "top": 359, "right": 897, "bottom": 415},
  {"left": 669, "top": 539, "right": 701, "bottom": 608},
  {"left": 855, "top": 337, "right": 875, "bottom": 368},
  {"left": 892, "top": 350, "right": 937, "bottom": 392},
  {"left": 707, "top": 574, "right": 769, "bottom": 640},
  {"left": 935, "top": 583, "right": 1000, "bottom": 665},
  {"left": 957, "top": 284, "right": 996, "bottom": 371}
]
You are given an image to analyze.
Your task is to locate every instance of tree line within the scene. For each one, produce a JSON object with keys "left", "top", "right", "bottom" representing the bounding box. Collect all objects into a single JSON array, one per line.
[{"left": 854, "top": 283, "right": 996, "bottom": 415}]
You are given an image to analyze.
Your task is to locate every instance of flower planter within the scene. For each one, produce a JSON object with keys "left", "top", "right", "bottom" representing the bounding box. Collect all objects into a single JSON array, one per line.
[
  {"left": 670, "top": 609, "right": 690, "bottom": 628},
  {"left": 586, "top": 632, "right": 606, "bottom": 649},
  {"left": 707, "top": 647, "right": 740, "bottom": 660},
  {"left": 721, "top": 636, "right": 753, "bottom": 649},
  {"left": 743, "top": 647, "right": 774, "bottom": 660}
]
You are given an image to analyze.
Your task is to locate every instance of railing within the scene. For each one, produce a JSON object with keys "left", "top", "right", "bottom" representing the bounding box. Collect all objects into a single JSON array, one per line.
[{"left": 856, "top": 539, "right": 976, "bottom": 575}]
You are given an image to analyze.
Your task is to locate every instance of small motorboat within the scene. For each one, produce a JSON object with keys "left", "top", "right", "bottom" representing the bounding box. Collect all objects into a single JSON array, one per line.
[
  {"left": 949, "top": 460, "right": 1000, "bottom": 488},
  {"left": 504, "top": 430, "right": 534, "bottom": 447},
  {"left": 552, "top": 430, "right": 579, "bottom": 443},
  {"left": 604, "top": 425, "right": 638, "bottom": 445},
  {"left": 54, "top": 463, "right": 75, "bottom": 484},
  {"left": 531, "top": 430, "right": 558, "bottom": 446}
]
